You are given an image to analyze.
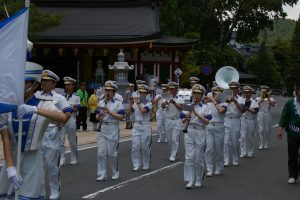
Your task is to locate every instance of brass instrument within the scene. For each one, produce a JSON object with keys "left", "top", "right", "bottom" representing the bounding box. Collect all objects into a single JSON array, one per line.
[
  {"left": 262, "top": 90, "right": 272, "bottom": 99},
  {"left": 215, "top": 66, "right": 239, "bottom": 90},
  {"left": 161, "top": 95, "right": 173, "bottom": 109}
]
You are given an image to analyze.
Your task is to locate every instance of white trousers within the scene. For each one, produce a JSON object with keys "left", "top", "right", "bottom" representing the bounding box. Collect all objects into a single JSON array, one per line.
[
  {"left": 257, "top": 112, "right": 272, "bottom": 148},
  {"left": 156, "top": 112, "right": 167, "bottom": 141},
  {"left": 224, "top": 118, "right": 241, "bottom": 164},
  {"left": 165, "top": 119, "right": 181, "bottom": 159},
  {"left": 205, "top": 124, "right": 225, "bottom": 172},
  {"left": 240, "top": 118, "right": 255, "bottom": 156},
  {"left": 131, "top": 124, "right": 152, "bottom": 168},
  {"left": 40, "top": 127, "right": 61, "bottom": 197},
  {"left": 60, "top": 117, "right": 77, "bottom": 162},
  {"left": 184, "top": 127, "right": 206, "bottom": 184},
  {"left": 97, "top": 134, "right": 119, "bottom": 178},
  {"left": 0, "top": 150, "right": 45, "bottom": 199}
]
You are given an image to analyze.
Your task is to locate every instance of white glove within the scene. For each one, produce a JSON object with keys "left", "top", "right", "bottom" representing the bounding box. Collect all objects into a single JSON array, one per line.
[
  {"left": 17, "top": 104, "right": 37, "bottom": 118},
  {"left": 6, "top": 166, "right": 23, "bottom": 190},
  {"left": 0, "top": 113, "right": 9, "bottom": 130}
]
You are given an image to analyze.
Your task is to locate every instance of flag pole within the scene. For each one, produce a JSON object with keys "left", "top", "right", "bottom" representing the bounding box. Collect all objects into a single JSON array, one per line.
[
  {"left": 3, "top": 3, "right": 10, "bottom": 17},
  {"left": 15, "top": 1, "right": 30, "bottom": 199}
]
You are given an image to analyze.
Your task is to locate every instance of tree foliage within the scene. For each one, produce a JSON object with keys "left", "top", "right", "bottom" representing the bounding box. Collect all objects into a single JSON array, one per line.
[
  {"left": 255, "top": 19, "right": 296, "bottom": 46},
  {"left": 0, "top": 0, "right": 62, "bottom": 41},
  {"left": 287, "top": 15, "right": 300, "bottom": 93},
  {"left": 245, "top": 42, "right": 281, "bottom": 87},
  {"left": 160, "top": 0, "right": 298, "bottom": 52},
  {"left": 160, "top": 0, "right": 298, "bottom": 88}
]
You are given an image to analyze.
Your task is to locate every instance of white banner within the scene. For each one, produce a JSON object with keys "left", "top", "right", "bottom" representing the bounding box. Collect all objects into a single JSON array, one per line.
[{"left": 0, "top": 7, "right": 29, "bottom": 113}]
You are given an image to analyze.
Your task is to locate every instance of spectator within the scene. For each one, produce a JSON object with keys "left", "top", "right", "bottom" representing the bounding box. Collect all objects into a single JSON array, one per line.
[
  {"left": 278, "top": 87, "right": 300, "bottom": 184},
  {"left": 89, "top": 88, "right": 99, "bottom": 131},
  {"left": 76, "top": 82, "right": 89, "bottom": 131}
]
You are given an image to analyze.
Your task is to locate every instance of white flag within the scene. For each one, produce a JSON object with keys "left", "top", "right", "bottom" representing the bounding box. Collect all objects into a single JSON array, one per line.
[{"left": 0, "top": 7, "right": 29, "bottom": 113}]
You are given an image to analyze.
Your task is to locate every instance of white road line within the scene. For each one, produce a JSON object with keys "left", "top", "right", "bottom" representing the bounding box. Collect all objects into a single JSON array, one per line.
[
  {"left": 81, "top": 162, "right": 184, "bottom": 199},
  {"left": 66, "top": 133, "right": 157, "bottom": 153},
  {"left": 272, "top": 124, "right": 279, "bottom": 128}
]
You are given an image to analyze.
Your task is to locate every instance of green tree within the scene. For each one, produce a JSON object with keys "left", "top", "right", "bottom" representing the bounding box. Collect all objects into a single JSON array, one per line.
[
  {"left": 287, "top": 14, "right": 300, "bottom": 93},
  {"left": 272, "top": 37, "right": 291, "bottom": 88},
  {"left": 160, "top": 0, "right": 298, "bottom": 52},
  {"left": 245, "top": 42, "right": 281, "bottom": 87},
  {"left": 0, "top": 0, "right": 62, "bottom": 41}
]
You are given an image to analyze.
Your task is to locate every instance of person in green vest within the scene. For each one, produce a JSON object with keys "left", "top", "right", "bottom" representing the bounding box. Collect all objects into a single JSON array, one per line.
[
  {"left": 278, "top": 87, "right": 300, "bottom": 184},
  {"left": 76, "top": 82, "right": 89, "bottom": 131}
]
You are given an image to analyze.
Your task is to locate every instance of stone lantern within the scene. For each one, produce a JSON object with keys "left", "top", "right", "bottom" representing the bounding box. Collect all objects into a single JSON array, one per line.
[{"left": 108, "top": 49, "right": 134, "bottom": 96}]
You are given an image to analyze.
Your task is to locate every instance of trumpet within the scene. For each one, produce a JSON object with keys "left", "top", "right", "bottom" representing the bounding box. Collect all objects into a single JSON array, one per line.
[
  {"left": 225, "top": 97, "right": 234, "bottom": 103},
  {"left": 261, "top": 90, "right": 272, "bottom": 99},
  {"left": 161, "top": 97, "right": 173, "bottom": 109}
]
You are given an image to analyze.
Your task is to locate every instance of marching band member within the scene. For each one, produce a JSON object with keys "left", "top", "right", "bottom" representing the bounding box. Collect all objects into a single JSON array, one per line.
[
  {"left": 257, "top": 85, "right": 275, "bottom": 149},
  {"left": 163, "top": 82, "right": 184, "bottom": 162},
  {"left": 206, "top": 81, "right": 218, "bottom": 98},
  {"left": 0, "top": 64, "right": 69, "bottom": 200},
  {"left": 181, "top": 84, "right": 211, "bottom": 189},
  {"left": 111, "top": 81, "right": 124, "bottom": 102},
  {"left": 189, "top": 77, "right": 199, "bottom": 88},
  {"left": 60, "top": 77, "right": 81, "bottom": 166},
  {"left": 224, "top": 81, "right": 245, "bottom": 167},
  {"left": 128, "top": 84, "right": 152, "bottom": 171},
  {"left": 152, "top": 84, "right": 169, "bottom": 143},
  {"left": 124, "top": 83, "right": 135, "bottom": 129},
  {"left": 240, "top": 86, "right": 259, "bottom": 158},
  {"left": 96, "top": 81, "right": 125, "bottom": 181},
  {"left": 39, "top": 70, "right": 72, "bottom": 200},
  {"left": 205, "top": 86, "right": 227, "bottom": 176},
  {"left": 190, "top": 77, "right": 199, "bottom": 102}
]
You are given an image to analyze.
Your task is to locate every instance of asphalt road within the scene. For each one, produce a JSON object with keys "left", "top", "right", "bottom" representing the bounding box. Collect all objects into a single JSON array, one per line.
[{"left": 56, "top": 96, "right": 299, "bottom": 200}]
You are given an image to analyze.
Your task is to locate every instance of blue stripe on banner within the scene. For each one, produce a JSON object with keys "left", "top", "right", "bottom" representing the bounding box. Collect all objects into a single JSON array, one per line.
[
  {"left": 26, "top": 70, "right": 43, "bottom": 74},
  {"left": 0, "top": 7, "right": 28, "bottom": 29},
  {"left": 0, "top": 103, "right": 17, "bottom": 113}
]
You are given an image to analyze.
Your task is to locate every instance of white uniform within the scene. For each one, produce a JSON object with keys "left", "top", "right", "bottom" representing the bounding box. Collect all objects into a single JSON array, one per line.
[
  {"left": 224, "top": 95, "right": 245, "bottom": 165},
  {"left": 39, "top": 90, "right": 72, "bottom": 198},
  {"left": 97, "top": 98, "right": 125, "bottom": 179},
  {"left": 182, "top": 103, "right": 210, "bottom": 186},
  {"left": 0, "top": 95, "right": 59, "bottom": 200},
  {"left": 114, "top": 92, "right": 124, "bottom": 102},
  {"left": 240, "top": 99, "right": 258, "bottom": 157},
  {"left": 205, "top": 102, "right": 227, "bottom": 173},
  {"left": 155, "top": 94, "right": 167, "bottom": 142},
  {"left": 60, "top": 92, "right": 80, "bottom": 165},
  {"left": 256, "top": 97, "right": 275, "bottom": 148},
  {"left": 165, "top": 95, "right": 184, "bottom": 161},
  {"left": 131, "top": 101, "right": 152, "bottom": 169}
]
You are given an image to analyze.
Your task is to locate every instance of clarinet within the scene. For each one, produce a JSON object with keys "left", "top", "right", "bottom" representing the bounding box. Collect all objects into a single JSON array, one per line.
[
  {"left": 183, "top": 102, "right": 195, "bottom": 133},
  {"left": 183, "top": 115, "right": 191, "bottom": 133},
  {"left": 98, "top": 99, "right": 108, "bottom": 132}
]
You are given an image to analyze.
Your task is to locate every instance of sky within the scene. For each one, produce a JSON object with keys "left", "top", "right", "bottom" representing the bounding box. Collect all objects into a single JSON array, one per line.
[{"left": 283, "top": 1, "right": 300, "bottom": 20}]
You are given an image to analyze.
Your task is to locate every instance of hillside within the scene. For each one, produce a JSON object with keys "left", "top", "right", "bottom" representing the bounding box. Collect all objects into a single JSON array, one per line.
[{"left": 254, "top": 18, "right": 296, "bottom": 46}]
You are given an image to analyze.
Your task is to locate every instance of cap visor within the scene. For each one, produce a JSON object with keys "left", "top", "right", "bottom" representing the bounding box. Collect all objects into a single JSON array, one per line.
[{"left": 42, "top": 77, "right": 56, "bottom": 81}]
